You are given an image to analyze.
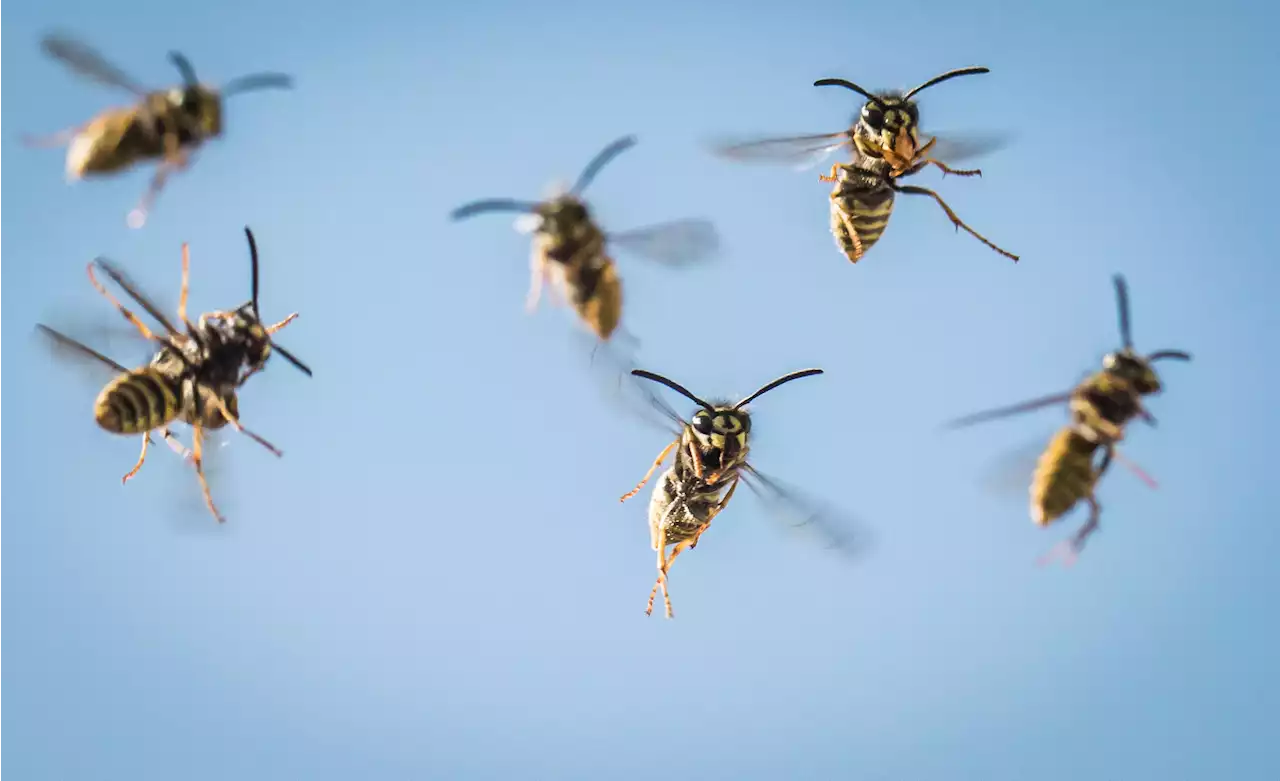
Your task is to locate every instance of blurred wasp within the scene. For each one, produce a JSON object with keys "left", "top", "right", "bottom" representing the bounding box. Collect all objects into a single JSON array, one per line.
[
  {"left": 709, "top": 67, "right": 1017, "bottom": 263},
  {"left": 619, "top": 367, "right": 866, "bottom": 618},
  {"left": 945, "top": 275, "right": 1191, "bottom": 563},
  {"left": 449, "top": 135, "right": 720, "bottom": 342},
  {"left": 23, "top": 32, "right": 293, "bottom": 228},
  {"left": 37, "top": 230, "right": 309, "bottom": 522}
]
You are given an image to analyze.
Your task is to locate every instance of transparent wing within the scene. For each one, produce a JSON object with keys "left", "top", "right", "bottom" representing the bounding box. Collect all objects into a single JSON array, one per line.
[
  {"left": 598, "top": 361, "right": 687, "bottom": 439},
  {"left": 608, "top": 219, "right": 720, "bottom": 267},
  {"left": 36, "top": 323, "right": 132, "bottom": 376},
  {"left": 40, "top": 33, "right": 150, "bottom": 96},
  {"left": 943, "top": 391, "right": 1074, "bottom": 430},
  {"left": 740, "top": 463, "right": 875, "bottom": 560},
  {"left": 705, "top": 130, "right": 853, "bottom": 170},
  {"left": 917, "top": 131, "right": 1014, "bottom": 165},
  {"left": 91, "top": 257, "right": 185, "bottom": 342}
]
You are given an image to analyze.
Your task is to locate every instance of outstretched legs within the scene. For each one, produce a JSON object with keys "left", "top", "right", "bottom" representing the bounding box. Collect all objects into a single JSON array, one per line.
[{"left": 893, "top": 183, "right": 1019, "bottom": 261}]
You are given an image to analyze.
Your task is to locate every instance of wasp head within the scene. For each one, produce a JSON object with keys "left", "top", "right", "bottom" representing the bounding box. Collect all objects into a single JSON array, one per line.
[
  {"left": 690, "top": 407, "right": 752, "bottom": 458},
  {"left": 1102, "top": 350, "right": 1162, "bottom": 395},
  {"left": 854, "top": 94, "right": 922, "bottom": 160}
]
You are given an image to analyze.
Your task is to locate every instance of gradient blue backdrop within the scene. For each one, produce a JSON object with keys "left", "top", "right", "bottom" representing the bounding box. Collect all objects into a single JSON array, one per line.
[{"left": 5, "top": 1, "right": 1279, "bottom": 778}]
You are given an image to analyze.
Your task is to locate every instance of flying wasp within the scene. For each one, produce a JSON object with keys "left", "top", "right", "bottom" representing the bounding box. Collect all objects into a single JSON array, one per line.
[
  {"left": 944, "top": 274, "right": 1191, "bottom": 563},
  {"left": 37, "top": 230, "right": 309, "bottom": 523},
  {"left": 22, "top": 32, "right": 293, "bottom": 228},
  {"left": 449, "top": 135, "right": 720, "bottom": 342},
  {"left": 709, "top": 67, "right": 1018, "bottom": 263},
  {"left": 619, "top": 367, "right": 866, "bottom": 618}
]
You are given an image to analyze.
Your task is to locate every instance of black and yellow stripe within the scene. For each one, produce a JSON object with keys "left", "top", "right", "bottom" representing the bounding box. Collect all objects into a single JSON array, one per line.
[
  {"left": 829, "top": 166, "right": 897, "bottom": 263},
  {"left": 93, "top": 368, "right": 182, "bottom": 435},
  {"left": 1029, "top": 426, "right": 1101, "bottom": 527}
]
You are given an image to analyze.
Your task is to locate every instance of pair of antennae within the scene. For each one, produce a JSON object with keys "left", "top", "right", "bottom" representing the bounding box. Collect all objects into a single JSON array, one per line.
[
  {"left": 169, "top": 49, "right": 294, "bottom": 96},
  {"left": 448, "top": 135, "right": 639, "bottom": 221},
  {"left": 1112, "top": 274, "right": 1192, "bottom": 363},
  {"left": 241, "top": 227, "right": 311, "bottom": 377},
  {"left": 632, "top": 368, "right": 824, "bottom": 413},
  {"left": 814, "top": 66, "right": 991, "bottom": 105}
]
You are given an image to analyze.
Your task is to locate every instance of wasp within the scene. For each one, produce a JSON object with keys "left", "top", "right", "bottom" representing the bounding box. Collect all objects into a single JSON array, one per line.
[
  {"left": 23, "top": 32, "right": 293, "bottom": 228},
  {"left": 619, "top": 367, "right": 865, "bottom": 618},
  {"left": 449, "top": 135, "right": 720, "bottom": 342},
  {"left": 709, "top": 67, "right": 1017, "bottom": 263},
  {"left": 945, "top": 275, "right": 1191, "bottom": 563},
  {"left": 37, "top": 229, "right": 309, "bottom": 523}
]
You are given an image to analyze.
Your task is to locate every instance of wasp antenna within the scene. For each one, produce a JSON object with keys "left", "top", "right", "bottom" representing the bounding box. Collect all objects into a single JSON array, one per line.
[
  {"left": 242, "top": 227, "right": 261, "bottom": 317},
  {"left": 221, "top": 72, "right": 294, "bottom": 96},
  {"left": 169, "top": 51, "right": 199, "bottom": 86},
  {"left": 814, "top": 78, "right": 882, "bottom": 104},
  {"left": 1113, "top": 274, "right": 1133, "bottom": 349},
  {"left": 734, "top": 368, "right": 824, "bottom": 409},
  {"left": 449, "top": 199, "right": 541, "bottom": 221},
  {"left": 902, "top": 66, "right": 990, "bottom": 99},
  {"left": 631, "top": 369, "right": 715, "bottom": 412},
  {"left": 570, "top": 135, "right": 638, "bottom": 195},
  {"left": 1146, "top": 349, "right": 1192, "bottom": 363}
]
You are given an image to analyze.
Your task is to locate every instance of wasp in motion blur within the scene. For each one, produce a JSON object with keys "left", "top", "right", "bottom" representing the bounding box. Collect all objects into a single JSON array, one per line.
[
  {"left": 37, "top": 229, "right": 309, "bottom": 522},
  {"left": 449, "top": 135, "right": 720, "bottom": 342},
  {"left": 619, "top": 367, "right": 865, "bottom": 618},
  {"left": 944, "top": 274, "right": 1191, "bottom": 563},
  {"left": 23, "top": 32, "right": 293, "bottom": 228},
  {"left": 709, "top": 67, "right": 1018, "bottom": 263}
]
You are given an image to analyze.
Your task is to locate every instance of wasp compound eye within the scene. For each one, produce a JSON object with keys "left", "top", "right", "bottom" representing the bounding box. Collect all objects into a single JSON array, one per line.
[{"left": 693, "top": 413, "right": 715, "bottom": 435}]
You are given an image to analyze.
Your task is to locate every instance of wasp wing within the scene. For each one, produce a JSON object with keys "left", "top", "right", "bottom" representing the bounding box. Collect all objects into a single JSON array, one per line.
[
  {"left": 916, "top": 131, "right": 1014, "bottom": 165},
  {"left": 91, "top": 257, "right": 185, "bottom": 342},
  {"left": 740, "top": 463, "right": 875, "bottom": 559},
  {"left": 705, "top": 130, "right": 853, "bottom": 171},
  {"left": 40, "top": 33, "right": 151, "bottom": 96},
  {"left": 36, "top": 323, "right": 132, "bottom": 375},
  {"left": 608, "top": 219, "right": 720, "bottom": 267},
  {"left": 942, "top": 391, "right": 1074, "bottom": 430}
]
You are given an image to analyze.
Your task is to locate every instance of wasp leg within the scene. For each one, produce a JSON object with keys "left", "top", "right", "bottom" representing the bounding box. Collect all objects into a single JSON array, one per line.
[
  {"left": 86, "top": 262, "right": 162, "bottom": 341},
  {"left": 893, "top": 183, "right": 1020, "bottom": 261},
  {"left": 127, "top": 141, "right": 190, "bottom": 229},
  {"left": 208, "top": 395, "right": 284, "bottom": 457},
  {"left": 686, "top": 438, "right": 706, "bottom": 481},
  {"left": 834, "top": 203, "right": 865, "bottom": 262},
  {"left": 162, "top": 428, "right": 192, "bottom": 460},
  {"left": 191, "top": 424, "right": 225, "bottom": 524},
  {"left": 177, "top": 242, "right": 192, "bottom": 325},
  {"left": 266, "top": 313, "right": 300, "bottom": 334},
  {"left": 525, "top": 252, "right": 551, "bottom": 313},
  {"left": 919, "top": 158, "right": 983, "bottom": 178},
  {"left": 620, "top": 440, "right": 677, "bottom": 502},
  {"left": 657, "top": 538, "right": 699, "bottom": 619},
  {"left": 122, "top": 434, "right": 152, "bottom": 484},
  {"left": 690, "top": 476, "right": 739, "bottom": 550},
  {"left": 819, "top": 162, "right": 842, "bottom": 183},
  {"left": 646, "top": 529, "right": 669, "bottom": 617}
]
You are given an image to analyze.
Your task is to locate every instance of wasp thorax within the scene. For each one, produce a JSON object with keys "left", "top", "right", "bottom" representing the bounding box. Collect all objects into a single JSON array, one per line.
[{"left": 1103, "top": 350, "right": 1162, "bottom": 394}]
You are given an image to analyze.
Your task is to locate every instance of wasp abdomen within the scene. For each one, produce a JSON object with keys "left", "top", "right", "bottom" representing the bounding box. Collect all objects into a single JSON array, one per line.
[
  {"left": 1030, "top": 427, "right": 1100, "bottom": 527},
  {"left": 830, "top": 176, "right": 896, "bottom": 263},
  {"left": 94, "top": 368, "right": 181, "bottom": 435},
  {"left": 568, "top": 256, "right": 622, "bottom": 340}
]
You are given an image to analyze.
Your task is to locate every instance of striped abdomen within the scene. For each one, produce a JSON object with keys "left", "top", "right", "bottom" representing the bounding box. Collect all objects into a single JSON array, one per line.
[
  {"left": 830, "top": 168, "right": 896, "bottom": 263},
  {"left": 93, "top": 368, "right": 182, "bottom": 435},
  {"left": 647, "top": 464, "right": 739, "bottom": 549},
  {"left": 536, "top": 227, "right": 622, "bottom": 340},
  {"left": 565, "top": 254, "right": 622, "bottom": 340},
  {"left": 1029, "top": 426, "right": 1102, "bottom": 526}
]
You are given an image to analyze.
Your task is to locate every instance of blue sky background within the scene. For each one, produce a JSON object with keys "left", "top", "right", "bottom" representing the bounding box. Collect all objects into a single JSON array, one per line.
[{"left": 4, "top": 1, "right": 1279, "bottom": 778}]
